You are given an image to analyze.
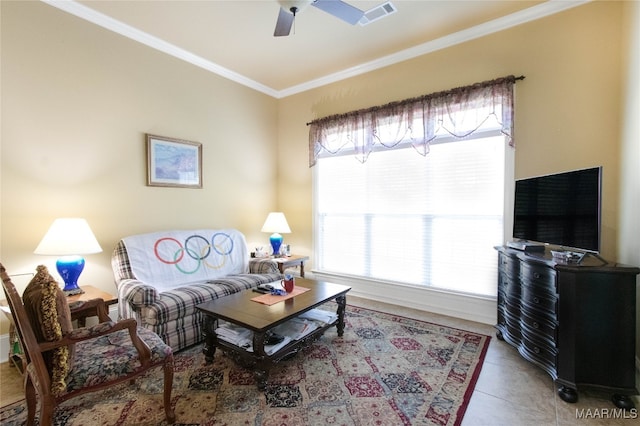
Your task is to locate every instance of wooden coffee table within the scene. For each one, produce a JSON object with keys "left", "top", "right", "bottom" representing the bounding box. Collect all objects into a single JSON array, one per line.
[{"left": 196, "top": 278, "right": 350, "bottom": 389}]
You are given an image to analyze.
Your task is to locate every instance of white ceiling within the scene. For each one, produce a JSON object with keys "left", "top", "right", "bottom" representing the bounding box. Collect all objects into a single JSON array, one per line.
[{"left": 46, "top": 0, "right": 588, "bottom": 98}]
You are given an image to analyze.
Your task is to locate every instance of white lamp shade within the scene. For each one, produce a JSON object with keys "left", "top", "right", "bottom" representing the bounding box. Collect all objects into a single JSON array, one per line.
[
  {"left": 261, "top": 212, "right": 291, "bottom": 233},
  {"left": 34, "top": 218, "right": 103, "bottom": 255}
]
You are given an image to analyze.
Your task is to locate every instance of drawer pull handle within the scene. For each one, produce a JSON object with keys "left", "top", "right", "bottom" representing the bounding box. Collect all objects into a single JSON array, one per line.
[
  {"left": 533, "top": 272, "right": 541, "bottom": 279},
  {"left": 533, "top": 322, "right": 540, "bottom": 329},
  {"left": 533, "top": 297, "right": 540, "bottom": 304}
]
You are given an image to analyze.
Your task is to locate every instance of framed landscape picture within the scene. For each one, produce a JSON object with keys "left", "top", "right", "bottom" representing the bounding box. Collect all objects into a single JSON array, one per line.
[{"left": 146, "top": 134, "right": 202, "bottom": 188}]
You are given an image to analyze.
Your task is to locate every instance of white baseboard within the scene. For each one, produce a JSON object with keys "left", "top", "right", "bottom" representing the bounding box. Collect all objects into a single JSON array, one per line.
[
  {"left": 310, "top": 271, "right": 497, "bottom": 325},
  {"left": 0, "top": 334, "right": 11, "bottom": 364},
  {"left": 0, "top": 305, "right": 119, "bottom": 364}
]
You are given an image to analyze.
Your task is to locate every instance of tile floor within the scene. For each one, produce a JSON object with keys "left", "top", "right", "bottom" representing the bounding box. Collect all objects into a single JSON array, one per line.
[{"left": 1, "top": 295, "right": 638, "bottom": 425}]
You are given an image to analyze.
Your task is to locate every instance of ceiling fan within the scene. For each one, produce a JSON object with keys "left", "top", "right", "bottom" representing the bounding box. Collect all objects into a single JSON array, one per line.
[{"left": 274, "top": 0, "right": 365, "bottom": 37}]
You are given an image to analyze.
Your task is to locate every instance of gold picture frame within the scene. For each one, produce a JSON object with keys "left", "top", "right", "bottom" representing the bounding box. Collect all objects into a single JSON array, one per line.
[{"left": 146, "top": 134, "right": 202, "bottom": 188}]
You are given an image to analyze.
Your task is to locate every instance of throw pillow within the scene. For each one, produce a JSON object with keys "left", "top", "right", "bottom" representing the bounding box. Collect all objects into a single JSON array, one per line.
[{"left": 22, "top": 265, "right": 74, "bottom": 396}]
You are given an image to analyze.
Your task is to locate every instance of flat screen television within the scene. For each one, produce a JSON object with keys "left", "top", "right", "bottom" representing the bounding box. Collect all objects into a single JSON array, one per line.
[{"left": 512, "top": 166, "right": 602, "bottom": 253}]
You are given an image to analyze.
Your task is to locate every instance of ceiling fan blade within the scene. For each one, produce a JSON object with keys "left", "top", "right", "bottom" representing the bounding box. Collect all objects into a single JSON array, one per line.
[
  {"left": 311, "top": 0, "right": 364, "bottom": 25},
  {"left": 274, "top": 7, "right": 295, "bottom": 37}
]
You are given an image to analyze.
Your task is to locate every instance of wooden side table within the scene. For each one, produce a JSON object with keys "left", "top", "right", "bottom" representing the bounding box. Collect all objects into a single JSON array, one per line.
[
  {"left": 68, "top": 285, "right": 118, "bottom": 326},
  {"left": 1, "top": 285, "right": 117, "bottom": 374},
  {"left": 271, "top": 255, "right": 309, "bottom": 278}
]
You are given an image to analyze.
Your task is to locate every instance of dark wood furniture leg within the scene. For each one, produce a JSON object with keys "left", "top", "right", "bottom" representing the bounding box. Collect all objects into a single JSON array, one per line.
[
  {"left": 612, "top": 394, "right": 635, "bottom": 410},
  {"left": 202, "top": 315, "right": 218, "bottom": 363},
  {"left": 252, "top": 331, "right": 269, "bottom": 390},
  {"left": 336, "top": 295, "right": 346, "bottom": 337},
  {"left": 558, "top": 385, "right": 578, "bottom": 403}
]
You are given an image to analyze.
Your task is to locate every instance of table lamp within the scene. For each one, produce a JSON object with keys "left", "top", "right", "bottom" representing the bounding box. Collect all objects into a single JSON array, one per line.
[
  {"left": 34, "top": 218, "right": 103, "bottom": 295},
  {"left": 261, "top": 212, "right": 291, "bottom": 257}
]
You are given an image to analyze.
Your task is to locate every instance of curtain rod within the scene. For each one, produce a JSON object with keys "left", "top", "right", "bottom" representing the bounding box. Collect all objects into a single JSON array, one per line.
[{"left": 306, "top": 75, "right": 525, "bottom": 126}]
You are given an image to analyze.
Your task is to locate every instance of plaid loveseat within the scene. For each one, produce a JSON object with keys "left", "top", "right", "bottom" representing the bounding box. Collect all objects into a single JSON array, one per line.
[{"left": 111, "top": 229, "right": 282, "bottom": 351}]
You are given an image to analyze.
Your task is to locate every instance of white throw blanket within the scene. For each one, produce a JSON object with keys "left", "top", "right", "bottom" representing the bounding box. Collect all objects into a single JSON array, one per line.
[{"left": 123, "top": 229, "right": 250, "bottom": 292}]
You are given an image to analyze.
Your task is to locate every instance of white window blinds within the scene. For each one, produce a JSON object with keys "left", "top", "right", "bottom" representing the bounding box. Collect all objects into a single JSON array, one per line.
[{"left": 314, "top": 134, "right": 506, "bottom": 296}]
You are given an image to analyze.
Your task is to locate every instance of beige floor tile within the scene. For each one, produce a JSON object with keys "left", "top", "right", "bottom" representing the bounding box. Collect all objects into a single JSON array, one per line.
[
  {"left": 474, "top": 358, "right": 557, "bottom": 414},
  {"left": 462, "top": 390, "right": 557, "bottom": 426}
]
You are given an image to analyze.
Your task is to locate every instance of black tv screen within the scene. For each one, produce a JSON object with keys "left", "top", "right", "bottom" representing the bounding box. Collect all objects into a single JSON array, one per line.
[{"left": 513, "top": 167, "right": 602, "bottom": 252}]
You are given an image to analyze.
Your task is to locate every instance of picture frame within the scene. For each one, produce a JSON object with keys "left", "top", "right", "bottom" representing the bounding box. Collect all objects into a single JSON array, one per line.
[{"left": 146, "top": 134, "right": 202, "bottom": 188}]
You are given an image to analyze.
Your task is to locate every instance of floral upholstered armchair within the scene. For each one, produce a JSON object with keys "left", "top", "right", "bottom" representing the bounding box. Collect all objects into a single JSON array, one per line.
[{"left": 0, "top": 263, "right": 175, "bottom": 425}]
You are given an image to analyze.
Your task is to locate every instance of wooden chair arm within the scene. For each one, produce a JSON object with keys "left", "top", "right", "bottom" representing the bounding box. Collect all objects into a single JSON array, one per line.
[{"left": 39, "top": 318, "right": 152, "bottom": 366}]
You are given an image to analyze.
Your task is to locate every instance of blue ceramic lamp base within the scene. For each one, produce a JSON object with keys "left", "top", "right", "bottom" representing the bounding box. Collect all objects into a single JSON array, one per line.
[
  {"left": 269, "top": 233, "right": 284, "bottom": 258},
  {"left": 56, "top": 256, "right": 86, "bottom": 296}
]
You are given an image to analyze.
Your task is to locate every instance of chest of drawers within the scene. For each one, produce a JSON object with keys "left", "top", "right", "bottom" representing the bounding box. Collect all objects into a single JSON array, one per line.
[{"left": 495, "top": 246, "right": 639, "bottom": 409}]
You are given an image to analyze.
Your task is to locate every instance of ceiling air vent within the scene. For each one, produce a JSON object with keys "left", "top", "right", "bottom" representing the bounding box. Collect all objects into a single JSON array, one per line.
[{"left": 359, "top": 1, "right": 397, "bottom": 26}]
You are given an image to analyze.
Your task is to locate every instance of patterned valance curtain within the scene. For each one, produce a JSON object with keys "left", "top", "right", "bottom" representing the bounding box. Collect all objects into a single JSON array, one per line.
[{"left": 308, "top": 75, "right": 521, "bottom": 167}]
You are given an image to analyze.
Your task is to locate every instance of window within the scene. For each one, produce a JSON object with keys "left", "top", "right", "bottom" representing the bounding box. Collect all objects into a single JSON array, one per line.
[
  {"left": 314, "top": 132, "right": 510, "bottom": 297},
  {"left": 309, "top": 76, "right": 519, "bottom": 298}
]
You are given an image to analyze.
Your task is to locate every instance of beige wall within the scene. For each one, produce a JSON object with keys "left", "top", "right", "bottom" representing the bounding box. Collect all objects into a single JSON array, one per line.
[
  {"left": 0, "top": 1, "right": 279, "bottom": 323},
  {"left": 1, "top": 0, "right": 637, "bottom": 350},
  {"left": 279, "top": 0, "right": 625, "bottom": 267}
]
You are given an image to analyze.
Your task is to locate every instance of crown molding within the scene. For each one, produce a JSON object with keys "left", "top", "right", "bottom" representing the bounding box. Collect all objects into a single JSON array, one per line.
[
  {"left": 279, "top": 0, "right": 591, "bottom": 97},
  {"left": 42, "top": 0, "right": 590, "bottom": 99},
  {"left": 41, "top": 0, "right": 280, "bottom": 98}
]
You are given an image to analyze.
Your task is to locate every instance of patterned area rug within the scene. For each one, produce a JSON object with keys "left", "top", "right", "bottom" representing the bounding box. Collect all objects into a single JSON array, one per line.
[{"left": 0, "top": 304, "right": 490, "bottom": 425}]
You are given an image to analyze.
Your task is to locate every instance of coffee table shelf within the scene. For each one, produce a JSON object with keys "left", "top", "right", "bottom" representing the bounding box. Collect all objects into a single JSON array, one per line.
[{"left": 214, "top": 315, "right": 338, "bottom": 378}]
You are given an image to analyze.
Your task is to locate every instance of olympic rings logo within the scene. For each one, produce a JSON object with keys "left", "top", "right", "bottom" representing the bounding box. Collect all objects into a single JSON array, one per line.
[{"left": 153, "top": 232, "right": 235, "bottom": 274}]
